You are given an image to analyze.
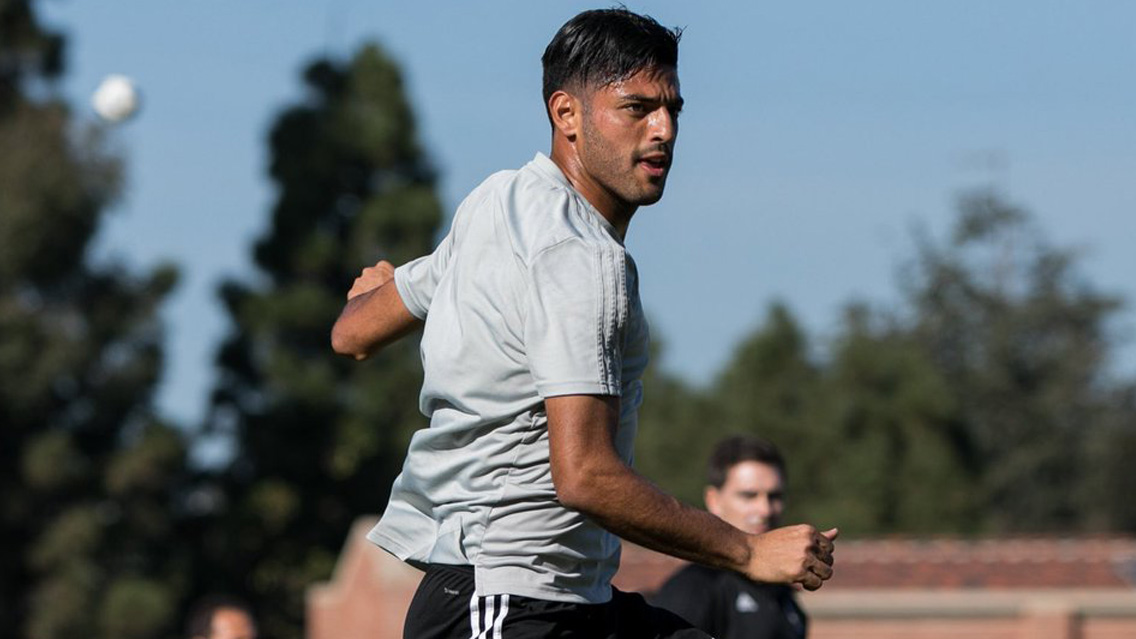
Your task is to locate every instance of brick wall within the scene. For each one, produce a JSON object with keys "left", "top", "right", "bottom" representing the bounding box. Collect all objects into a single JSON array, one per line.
[{"left": 308, "top": 521, "right": 1136, "bottom": 639}]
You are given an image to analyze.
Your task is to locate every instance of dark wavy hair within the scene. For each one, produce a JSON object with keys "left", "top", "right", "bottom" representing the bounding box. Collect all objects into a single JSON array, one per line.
[
  {"left": 541, "top": 8, "right": 682, "bottom": 113},
  {"left": 707, "top": 435, "right": 787, "bottom": 489}
]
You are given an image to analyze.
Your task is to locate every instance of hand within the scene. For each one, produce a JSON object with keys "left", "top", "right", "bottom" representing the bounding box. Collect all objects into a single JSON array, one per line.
[
  {"left": 744, "top": 525, "right": 837, "bottom": 591},
  {"left": 347, "top": 260, "right": 395, "bottom": 300}
]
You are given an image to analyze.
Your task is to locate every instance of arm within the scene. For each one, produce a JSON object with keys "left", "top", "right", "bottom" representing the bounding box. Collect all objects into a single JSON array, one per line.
[
  {"left": 331, "top": 260, "right": 421, "bottom": 360},
  {"left": 546, "top": 394, "right": 837, "bottom": 590}
]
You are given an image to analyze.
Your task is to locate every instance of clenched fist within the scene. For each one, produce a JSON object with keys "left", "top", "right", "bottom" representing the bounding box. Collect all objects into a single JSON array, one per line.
[
  {"left": 347, "top": 260, "right": 395, "bottom": 300},
  {"left": 744, "top": 525, "right": 838, "bottom": 591}
]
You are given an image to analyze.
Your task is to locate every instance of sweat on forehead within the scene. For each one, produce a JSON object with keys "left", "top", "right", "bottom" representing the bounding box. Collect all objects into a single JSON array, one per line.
[{"left": 541, "top": 8, "right": 682, "bottom": 105}]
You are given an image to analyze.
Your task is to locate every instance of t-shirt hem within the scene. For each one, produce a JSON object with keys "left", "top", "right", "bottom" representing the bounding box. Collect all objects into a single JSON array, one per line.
[
  {"left": 367, "top": 527, "right": 423, "bottom": 566},
  {"left": 537, "top": 381, "right": 619, "bottom": 398},
  {"left": 372, "top": 525, "right": 615, "bottom": 605},
  {"left": 393, "top": 266, "right": 428, "bottom": 320},
  {"left": 475, "top": 571, "right": 613, "bottom": 605}
]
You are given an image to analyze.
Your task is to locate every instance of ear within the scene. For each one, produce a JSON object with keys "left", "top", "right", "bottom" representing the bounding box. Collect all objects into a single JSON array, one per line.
[
  {"left": 548, "top": 89, "right": 580, "bottom": 140},
  {"left": 704, "top": 486, "right": 722, "bottom": 517}
]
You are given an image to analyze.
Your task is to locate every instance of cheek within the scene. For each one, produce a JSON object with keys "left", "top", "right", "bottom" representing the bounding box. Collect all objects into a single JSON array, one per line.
[{"left": 595, "top": 115, "right": 641, "bottom": 147}]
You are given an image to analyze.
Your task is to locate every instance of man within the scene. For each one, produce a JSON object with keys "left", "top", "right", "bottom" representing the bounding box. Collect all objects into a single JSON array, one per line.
[
  {"left": 185, "top": 595, "right": 257, "bottom": 639},
  {"left": 654, "top": 436, "right": 808, "bottom": 639},
  {"left": 331, "top": 9, "right": 837, "bottom": 638}
]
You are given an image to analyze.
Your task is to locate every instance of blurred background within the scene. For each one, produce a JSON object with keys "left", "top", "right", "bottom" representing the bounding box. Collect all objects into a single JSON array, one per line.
[{"left": 3, "top": 1, "right": 1135, "bottom": 638}]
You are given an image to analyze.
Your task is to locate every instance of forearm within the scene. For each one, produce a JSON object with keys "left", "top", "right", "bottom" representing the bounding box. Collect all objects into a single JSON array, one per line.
[
  {"left": 546, "top": 395, "right": 750, "bottom": 572},
  {"left": 330, "top": 280, "right": 420, "bottom": 359},
  {"left": 547, "top": 395, "right": 836, "bottom": 589},
  {"left": 564, "top": 460, "right": 752, "bottom": 573}
]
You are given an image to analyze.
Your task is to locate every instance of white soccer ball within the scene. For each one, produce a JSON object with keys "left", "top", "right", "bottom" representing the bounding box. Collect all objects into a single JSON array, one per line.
[{"left": 92, "top": 74, "right": 141, "bottom": 123}]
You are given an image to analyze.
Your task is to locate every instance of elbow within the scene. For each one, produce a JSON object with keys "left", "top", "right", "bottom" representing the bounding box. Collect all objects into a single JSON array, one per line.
[
  {"left": 555, "top": 481, "right": 590, "bottom": 514},
  {"left": 553, "top": 468, "right": 602, "bottom": 514},
  {"left": 330, "top": 324, "right": 369, "bottom": 360},
  {"left": 550, "top": 449, "right": 629, "bottom": 516}
]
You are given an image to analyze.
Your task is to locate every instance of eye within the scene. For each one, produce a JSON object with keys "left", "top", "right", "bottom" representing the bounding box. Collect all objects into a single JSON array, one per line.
[{"left": 625, "top": 102, "right": 649, "bottom": 114}]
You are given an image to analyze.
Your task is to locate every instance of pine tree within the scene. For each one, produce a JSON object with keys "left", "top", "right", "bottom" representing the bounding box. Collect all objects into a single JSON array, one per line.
[
  {"left": 205, "top": 43, "right": 443, "bottom": 639},
  {"left": 1, "top": 1, "right": 187, "bottom": 637}
]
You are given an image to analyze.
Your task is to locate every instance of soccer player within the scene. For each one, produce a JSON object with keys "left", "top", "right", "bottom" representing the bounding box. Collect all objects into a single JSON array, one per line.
[
  {"left": 331, "top": 9, "right": 837, "bottom": 638},
  {"left": 654, "top": 436, "right": 808, "bottom": 639}
]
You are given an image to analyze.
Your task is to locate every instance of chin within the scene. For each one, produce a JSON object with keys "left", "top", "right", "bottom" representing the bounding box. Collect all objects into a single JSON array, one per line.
[{"left": 635, "top": 188, "right": 666, "bottom": 206}]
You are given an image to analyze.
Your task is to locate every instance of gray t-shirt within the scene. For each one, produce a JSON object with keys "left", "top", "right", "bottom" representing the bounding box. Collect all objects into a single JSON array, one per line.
[{"left": 367, "top": 153, "right": 650, "bottom": 604}]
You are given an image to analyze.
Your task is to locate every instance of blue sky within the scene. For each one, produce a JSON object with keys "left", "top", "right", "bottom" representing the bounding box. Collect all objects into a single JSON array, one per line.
[{"left": 42, "top": 1, "right": 1136, "bottom": 424}]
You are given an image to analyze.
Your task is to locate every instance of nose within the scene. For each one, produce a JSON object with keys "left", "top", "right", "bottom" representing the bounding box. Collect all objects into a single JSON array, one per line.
[
  {"left": 648, "top": 107, "right": 677, "bottom": 145},
  {"left": 754, "top": 494, "right": 772, "bottom": 519}
]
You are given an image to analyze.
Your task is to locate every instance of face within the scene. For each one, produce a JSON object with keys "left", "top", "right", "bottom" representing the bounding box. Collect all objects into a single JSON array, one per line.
[
  {"left": 575, "top": 65, "right": 682, "bottom": 215},
  {"left": 208, "top": 608, "right": 257, "bottom": 639},
  {"left": 705, "top": 461, "right": 785, "bottom": 535}
]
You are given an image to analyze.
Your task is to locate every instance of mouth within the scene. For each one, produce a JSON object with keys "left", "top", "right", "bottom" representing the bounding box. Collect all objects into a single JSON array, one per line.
[
  {"left": 637, "top": 153, "right": 670, "bottom": 178},
  {"left": 746, "top": 519, "right": 770, "bottom": 535}
]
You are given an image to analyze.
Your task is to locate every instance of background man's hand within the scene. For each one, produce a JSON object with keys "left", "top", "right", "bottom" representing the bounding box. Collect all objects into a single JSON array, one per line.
[
  {"left": 347, "top": 260, "right": 395, "bottom": 300},
  {"left": 744, "top": 525, "right": 838, "bottom": 591}
]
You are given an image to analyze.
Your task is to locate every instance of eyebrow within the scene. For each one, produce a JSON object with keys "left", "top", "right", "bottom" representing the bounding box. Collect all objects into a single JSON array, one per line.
[
  {"left": 622, "top": 94, "right": 685, "bottom": 112},
  {"left": 736, "top": 490, "right": 784, "bottom": 498}
]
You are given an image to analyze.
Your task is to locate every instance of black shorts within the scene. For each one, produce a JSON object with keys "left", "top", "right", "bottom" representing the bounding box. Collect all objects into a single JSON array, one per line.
[{"left": 403, "top": 564, "right": 711, "bottom": 639}]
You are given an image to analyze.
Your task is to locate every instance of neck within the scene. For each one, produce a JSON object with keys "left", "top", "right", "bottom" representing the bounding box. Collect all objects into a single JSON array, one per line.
[{"left": 549, "top": 142, "right": 635, "bottom": 239}]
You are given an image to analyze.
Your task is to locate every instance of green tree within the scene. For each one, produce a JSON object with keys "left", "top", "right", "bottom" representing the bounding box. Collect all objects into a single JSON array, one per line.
[
  {"left": 714, "top": 304, "right": 822, "bottom": 456},
  {"left": 719, "top": 308, "right": 817, "bottom": 480},
  {"left": 634, "top": 190, "right": 1136, "bottom": 537},
  {"left": 616, "top": 188, "right": 1136, "bottom": 539},
  {"left": 1, "top": 1, "right": 187, "bottom": 637},
  {"left": 708, "top": 304, "right": 848, "bottom": 528},
  {"left": 1082, "top": 386, "right": 1136, "bottom": 531},
  {"left": 806, "top": 305, "right": 972, "bottom": 534},
  {"left": 634, "top": 337, "right": 715, "bottom": 506},
  {"left": 205, "top": 43, "right": 442, "bottom": 639},
  {"left": 704, "top": 304, "right": 973, "bottom": 535},
  {"left": 903, "top": 189, "right": 1130, "bottom": 532}
]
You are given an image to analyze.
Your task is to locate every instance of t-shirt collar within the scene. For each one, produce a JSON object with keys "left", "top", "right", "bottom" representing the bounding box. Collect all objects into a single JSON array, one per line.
[{"left": 530, "top": 152, "right": 623, "bottom": 243}]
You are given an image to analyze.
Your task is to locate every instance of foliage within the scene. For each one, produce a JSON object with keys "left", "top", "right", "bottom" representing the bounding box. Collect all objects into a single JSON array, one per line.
[
  {"left": 804, "top": 306, "right": 972, "bottom": 534},
  {"left": 202, "top": 43, "right": 443, "bottom": 639},
  {"left": 23, "top": 0, "right": 1136, "bottom": 633},
  {"left": 1, "top": 1, "right": 187, "bottom": 637},
  {"left": 903, "top": 189, "right": 1132, "bottom": 532},
  {"left": 639, "top": 190, "right": 1136, "bottom": 536},
  {"left": 634, "top": 335, "right": 718, "bottom": 506}
]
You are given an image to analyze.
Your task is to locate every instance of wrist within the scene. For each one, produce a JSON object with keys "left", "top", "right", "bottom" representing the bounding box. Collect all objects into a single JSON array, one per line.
[{"left": 722, "top": 527, "right": 755, "bottom": 574}]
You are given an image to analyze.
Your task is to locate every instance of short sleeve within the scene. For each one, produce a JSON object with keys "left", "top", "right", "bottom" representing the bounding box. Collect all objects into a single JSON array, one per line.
[
  {"left": 524, "top": 238, "right": 626, "bottom": 398},
  {"left": 393, "top": 230, "right": 453, "bottom": 319}
]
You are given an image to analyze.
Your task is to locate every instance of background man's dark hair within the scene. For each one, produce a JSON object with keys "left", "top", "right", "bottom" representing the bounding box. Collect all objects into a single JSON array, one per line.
[
  {"left": 707, "top": 435, "right": 787, "bottom": 489},
  {"left": 185, "top": 594, "right": 256, "bottom": 639},
  {"left": 541, "top": 8, "right": 682, "bottom": 110}
]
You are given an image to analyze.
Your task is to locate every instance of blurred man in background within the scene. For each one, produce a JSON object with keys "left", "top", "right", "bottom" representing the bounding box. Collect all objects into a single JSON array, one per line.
[
  {"left": 186, "top": 595, "right": 257, "bottom": 639},
  {"left": 654, "top": 436, "right": 808, "bottom": 639}
]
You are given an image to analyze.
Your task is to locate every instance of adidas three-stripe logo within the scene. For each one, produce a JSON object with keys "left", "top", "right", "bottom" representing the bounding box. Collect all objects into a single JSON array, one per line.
[{"left": 468, "top": 593, "right": 510, "bottom": 639}]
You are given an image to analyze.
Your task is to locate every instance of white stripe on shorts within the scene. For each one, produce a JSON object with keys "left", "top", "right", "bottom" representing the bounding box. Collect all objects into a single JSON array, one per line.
[
  {"left": 469, "top": 594, "right": 510, "bottom": 639},
  {"left": 468, "top": 594, "right": 480, "bottom": 639},
  {"left": 478, "top": 596, "right": 496, "bottom": 639},
  {"left": 492, "top": 594, "right": 510, "bottom": 637}
]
